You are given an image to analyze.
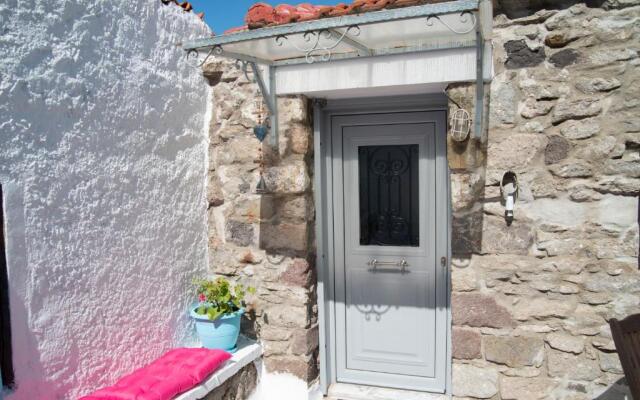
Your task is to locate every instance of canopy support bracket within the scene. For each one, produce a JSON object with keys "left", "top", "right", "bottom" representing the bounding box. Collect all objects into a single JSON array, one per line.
[
  {"left": 328, "top": 28, "right": 372, "bottom": 56},
  {"left": 249, "top": 62, "right": 279, "bottom": 147}
]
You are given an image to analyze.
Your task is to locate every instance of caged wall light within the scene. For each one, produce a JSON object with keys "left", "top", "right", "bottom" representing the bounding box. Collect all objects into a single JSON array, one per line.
[{"left": 450, "top": 108, "right": 472, "bottom": 142}]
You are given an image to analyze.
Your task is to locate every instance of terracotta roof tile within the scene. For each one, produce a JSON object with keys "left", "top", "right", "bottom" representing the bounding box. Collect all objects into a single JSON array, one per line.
[
  {"left": 160, "top": 0, "right": 205, "bottom": 20},
  {"left": 232, "top": 0, "right": 453, "bottom": 33}
]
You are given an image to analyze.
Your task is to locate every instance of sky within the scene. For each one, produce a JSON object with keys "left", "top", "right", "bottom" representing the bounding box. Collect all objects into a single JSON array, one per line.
[{"left": 188, "top": 0, "right": 337, "bottom": 34}]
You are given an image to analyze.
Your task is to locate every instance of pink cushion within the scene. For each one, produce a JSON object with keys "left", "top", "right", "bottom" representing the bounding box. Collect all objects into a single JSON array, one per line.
[{"left": 79, "top": 348, "right": 231, "bottom": 400}]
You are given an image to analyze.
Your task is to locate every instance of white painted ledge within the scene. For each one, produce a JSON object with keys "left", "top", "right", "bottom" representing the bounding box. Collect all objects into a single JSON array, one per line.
[{"left": 174, "top": 337, "right": 263, "bottom": 400}]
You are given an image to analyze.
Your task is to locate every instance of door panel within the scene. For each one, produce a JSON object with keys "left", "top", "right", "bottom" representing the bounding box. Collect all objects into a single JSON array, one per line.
[
  {"left": 332, "top": 111, "right": 447, "bottom": 393},
  {"left": 347, "top": 268, "right": 434, "bottom": 376}
]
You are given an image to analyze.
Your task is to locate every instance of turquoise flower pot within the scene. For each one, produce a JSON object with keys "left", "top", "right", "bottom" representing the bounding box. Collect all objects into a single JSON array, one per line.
[{"left": 190, "top": 307, "right": 244, "bottom": 351}]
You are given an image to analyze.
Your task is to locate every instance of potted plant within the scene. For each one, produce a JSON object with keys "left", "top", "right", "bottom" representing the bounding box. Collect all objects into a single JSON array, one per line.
[{"left": 190, "top": 277, "right": 254, "bottom": 352}]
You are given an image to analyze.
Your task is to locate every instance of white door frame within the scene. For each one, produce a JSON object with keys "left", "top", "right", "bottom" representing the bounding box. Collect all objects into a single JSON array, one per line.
[{"left": 313, "top": 94, "right": 452, "bottom": 396}]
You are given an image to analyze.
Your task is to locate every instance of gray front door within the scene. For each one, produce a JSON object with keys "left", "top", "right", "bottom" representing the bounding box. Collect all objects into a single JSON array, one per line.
[{"left": 331, "top": 110, "right": 448, "bottom": 393}]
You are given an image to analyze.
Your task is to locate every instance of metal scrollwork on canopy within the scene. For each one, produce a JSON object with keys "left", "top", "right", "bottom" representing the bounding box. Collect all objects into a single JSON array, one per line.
[
  {"left": 186, "top": 45, "right": 223, "bottom": 68},
  {"left": 274, "top": 25, "right": 361, "bottom": 64},
  {"left": 426, "top": 11, "right": 477, "bottom": 35},
  {"left": 235, "top": 60, "right": 254, "bottom": 82}
]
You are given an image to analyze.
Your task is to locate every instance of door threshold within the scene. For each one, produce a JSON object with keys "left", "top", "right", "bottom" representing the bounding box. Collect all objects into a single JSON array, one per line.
[{"left": 327, "top": 383, "right": 450, "bottom": 400}]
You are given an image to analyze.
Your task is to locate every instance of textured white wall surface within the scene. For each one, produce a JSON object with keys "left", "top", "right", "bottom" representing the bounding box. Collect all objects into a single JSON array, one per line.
[{"left": 0, "top": 1, "right": 210, "bottom": 398}]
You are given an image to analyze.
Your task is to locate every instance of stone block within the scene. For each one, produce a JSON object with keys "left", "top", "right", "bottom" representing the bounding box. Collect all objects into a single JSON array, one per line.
[
  {"left": 279, "top": 258, "right": 313, "bottom": 287},
  {"left": 545, "top": 30, "right": 584, "bottom": 48},
  {"left": 279, "top": 97, "right": 308, "bottom": 124},
  {"left": 603, "top": 159, "right": 640, "bottom": 178},
  {"left": 287, "top": 123, "right": 312, "bottom": 155},
  {"left": 210, "top": 247, "right": 242, "bottom": 276},
  {"left": 500, "top": 377, "right": 559, "bottom": 400},
  {"left": 216, "top": 123, "right": 248, "bottom": 142},
  {"left": 560, "top": 119, "right": 600, "bottom": 140},
  {"left": 450, "top": 172, "right": 483, "bottom": 212},
  {"left": 230, "top": 196, "right": 274, "bottom": 223},
  {"left": 264, "top": 161, "right": 310, "bottom": 194},
  {"left": 216, "top": 136, "right": 261, "bottom": 166},
  {"left": 484, "top": 335, "right": 545, "bottom": 368},
  {"left": 264, "top": 305, "right": 311, "bottom": 329},
  {"left": 452, "top": 265, "right": 478, "bottom": 292},
  {"left": 481, "top": 216, "right": 535, "bottom": 256},
  {"left": 260, "top": 324, "right": 293, "bottom": 341},
  {"left": 276, "top": 195, "right": 312, "bottom": 222},
  {"left": 504, "top": 40, "right": 546, "bottom": 69},
  {"left": 263, "top": 339, "right": 290, "bottom": 357},
  {"left": 226, "top": 220, "right": 255, "bottom": 246},
  {"left": 594, "top": 176, "right": 640, "bottom": 195},
  {"left": 599, "top": 351, "right": 623, "bottom": 373},
  {"left": 452, "top": 364, "right": 498, "bottom": 399},
  {"left": 452, "top": 327, "right": 481, "bottom": 359},
  {"left": 547, "top": 350, "right": 601, "bottom": 380},
  {"left": 208, "top": 173, "right": 224, "bottom": 207},
  {"left": 576, "top": 77, "right": 621, "bottom": 94},
  {"left": 545, "top": 135, "right": 571, "bottom": 165},
  {"left": 549, "top": 48, "right": 581, "bottom": 68},
  {"left": 265, "top": 354, "right": 317, "bottom": 381},
  {"left": 519, "top": 75, "right": 566, "bottom": 100},
  {"left": 202, "top": 59, "right": 230, "bottom": 86},
  {"left": 452, "top": 293, "right": 515, "bottom": 328},
  {"left": 519, "top": 98, "right": 554, "bottom": 119},
  {"left": 290, "top": 326, "right": 319, "bottom": 355},
  {"left": 513, "top": 297, "right": 577, "bottom": 321},
  {"left": 576, "top": 136, "right": 624, "bottom": 160},
  {"left": 623, "top": 118, "right": 640, "bottom": 133},
  {"left": 487, "top": 134, "right": 547, "bottom": 172},
  {"left": 260, "top": 221, "right": 308, "bottom": 253},
  {"left": 545, "top": 332, "right": 584, "bottom": 354},
  {"left": 588, "top": 48, "right": 637, "bottom": 67},
  {"left": 452, "top": 212, "right": 482, "bottom": 255},
  {"left": 490, "top": 77, "right": 517, "bottom": 125},
  {"left": 569, "top": 184, "right": 603, "bottom": 202},
  {"left": 549, "top": 160, "right": 593, "bottom": 178},
  {"left": 552, "top": 98, "right": 602, "bottom": 125}
]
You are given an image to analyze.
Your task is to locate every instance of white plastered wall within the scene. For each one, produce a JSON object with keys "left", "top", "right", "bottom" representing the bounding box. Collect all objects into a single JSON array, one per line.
[{"left": 0, "top": 1, "right": 211, "bottom": 398}]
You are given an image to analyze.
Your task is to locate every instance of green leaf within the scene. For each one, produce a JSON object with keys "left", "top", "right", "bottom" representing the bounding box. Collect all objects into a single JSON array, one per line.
[
  {"left": 207, "top": 307, "right": 223, "bottom": 321},
  {"left": 194, "top": 276, "right": 256, "bottom": 316}
]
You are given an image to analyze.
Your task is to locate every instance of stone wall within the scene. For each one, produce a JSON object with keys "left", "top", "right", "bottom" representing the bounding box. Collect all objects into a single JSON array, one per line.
[
  {"left": 204, "top": 3, "right": 639, "bottom": 399},
  {"left": 203, "top": 60, "right": 319, "bottom": 383},
  {"left": 450, "top": 3, "right": 639, "bottom": 399},
  {"left": 204, "top": 362, "right": 259, "bottom": 400}
]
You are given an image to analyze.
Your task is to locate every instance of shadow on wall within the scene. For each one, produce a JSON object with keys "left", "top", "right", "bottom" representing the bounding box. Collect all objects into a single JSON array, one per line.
[
  {"left": 594, "top": 378, "right": 632, "bottom": 400},
  {"left": 495, "top": 0, "right": 607, "bottom": 19},
  {"left": 6, "top": 295, "right": 56, "bottom": 399},
  {"left": 2, "top": 185, "right": 55, "bottom": 399},
  {"left": 447, "top": 82, "right": 490, "bottom": 264}
]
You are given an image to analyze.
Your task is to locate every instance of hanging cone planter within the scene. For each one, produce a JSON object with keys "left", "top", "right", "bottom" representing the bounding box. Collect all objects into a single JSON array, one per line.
[{"left": 255, "top": 173, "right": 268, "bottom": 194}]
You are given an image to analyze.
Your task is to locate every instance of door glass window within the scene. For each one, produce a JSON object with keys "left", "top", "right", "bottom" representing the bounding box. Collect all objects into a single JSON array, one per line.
[{"left": 358, "top": 144, "right": 419, "bottom": 247}]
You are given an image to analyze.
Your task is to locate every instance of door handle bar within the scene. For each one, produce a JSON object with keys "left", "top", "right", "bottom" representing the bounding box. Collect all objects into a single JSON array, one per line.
[{"left": 367, "top": 259, "right": 409, "bottom": 272}]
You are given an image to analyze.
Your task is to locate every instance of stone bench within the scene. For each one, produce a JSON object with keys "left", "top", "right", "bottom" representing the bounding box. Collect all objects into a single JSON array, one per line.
[{"left": 175, "top": 337, "right": 262, "bottom": 400}]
